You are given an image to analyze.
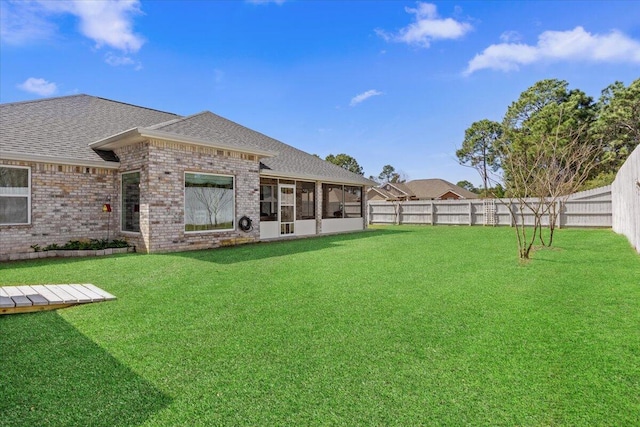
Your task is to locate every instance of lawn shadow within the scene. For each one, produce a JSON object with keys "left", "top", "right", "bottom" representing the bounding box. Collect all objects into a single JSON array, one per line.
[
  {"left": 0, "top": 311, "right": 172, "bottom": 427},
  {"left": 169, "top": 227, "right": 409, "bottom": 264}
]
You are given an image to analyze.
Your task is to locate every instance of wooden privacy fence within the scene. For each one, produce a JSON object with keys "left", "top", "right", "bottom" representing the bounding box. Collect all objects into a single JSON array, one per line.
[
  {"left": 612, "top": 144, "right": 640, "bottom": 252},
  {"left": 368, "top": 189, "right": 612, "bottom": 228}
]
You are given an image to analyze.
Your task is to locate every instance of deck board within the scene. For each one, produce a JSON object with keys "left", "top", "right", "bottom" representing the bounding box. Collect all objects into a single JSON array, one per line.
[
  {"left": 0, "top": 284, "right": 116, "bottom": 315},
  {"left": 30, "top": 285, "right": 65, "bottom": 304},
  {"left": 0, "top": 296, "right": 15, "bottom": 308},
  {"left": 58, "top": 285, "right": 92, "bottom": 303},
  {"left": 44, "top": 285, "right": 79, "bottom": 302},
  {"left": 82, "top": 283, "right": 117, "bottom": 301}
]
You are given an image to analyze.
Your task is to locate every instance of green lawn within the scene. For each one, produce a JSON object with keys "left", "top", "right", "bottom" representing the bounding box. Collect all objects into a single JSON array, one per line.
[{"left": 1, "top": 226, "right": 639, "bottom": 426}]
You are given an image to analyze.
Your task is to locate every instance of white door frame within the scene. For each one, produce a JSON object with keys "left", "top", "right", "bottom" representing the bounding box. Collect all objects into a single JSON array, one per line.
[{"left": 278, "top": 184, "right": 296, "bottom": 236}]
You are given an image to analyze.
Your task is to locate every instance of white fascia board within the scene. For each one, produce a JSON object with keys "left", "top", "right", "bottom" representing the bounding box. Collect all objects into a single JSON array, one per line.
[
  {"left": 0, "top": 151, "right": 120, "bottom": 169},
  {"left": 89, "top": 128, "right": 275, "bottom": 158},
  {"left": 260, "top": 169, "right": 375, "bottom": 187}
]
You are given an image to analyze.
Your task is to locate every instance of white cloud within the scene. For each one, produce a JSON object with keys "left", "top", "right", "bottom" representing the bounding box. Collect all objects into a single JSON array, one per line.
[
  {"left": 17, "top": 77, "right": 58, "bottom": 96},
  {"left": 376, "top": 2, "right": 472, "bottom": 48},
  {"left": 105, "top": 52, "right": 142, "bottom": 70},
  {"left": 0, "top": 1, "right": 58, "bottom": 45},
  {"left": 465, "top": 26, "right": 640, "bottom": 75},
  {"left": 350, "top": 90, "right": 383, "bottom": 107},
  {"left": 1, "top": 1, "right": 145, "bottom": 54},
  {"left": 499, "top": 31, "right": 522, "bottom": 43}
]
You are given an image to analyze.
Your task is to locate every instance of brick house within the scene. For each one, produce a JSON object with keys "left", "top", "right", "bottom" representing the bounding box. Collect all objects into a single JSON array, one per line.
[{"left": 0, "top": 95, "right": 373, "bottom": 257}]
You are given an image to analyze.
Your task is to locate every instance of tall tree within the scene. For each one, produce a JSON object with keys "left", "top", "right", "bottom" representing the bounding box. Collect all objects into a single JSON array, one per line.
[
  {"left": 588, "top": 78, "right": 640, "bottom": 186},
  {"left": 456, "top": 180, "right": 478, "bottom": 193},
  {"left": 325, "top": 153, "right": 364, "bottom": 175},
  {"left": 378, "top": 165, "right": 396, "bottom": 183},
  {"left": 499, "top": 78, "right": 596, "bottom": 196},
  {"left": 389, "top": 170, "right": 408, "bottom": 184},
  {"left": 456, "top": 119, "right": 502, "bottom": 192}
]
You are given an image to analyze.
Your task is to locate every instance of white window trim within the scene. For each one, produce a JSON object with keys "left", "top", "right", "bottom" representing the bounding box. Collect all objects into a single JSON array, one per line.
[
  {"left": 121, "top": 170, "right": 141, "bottom": 234},
  {"left": 184, "top": 171, "right": 236, "bottom": 233},
  {"left": 0, "top": 165, "right": 31, "bottom": 225}
]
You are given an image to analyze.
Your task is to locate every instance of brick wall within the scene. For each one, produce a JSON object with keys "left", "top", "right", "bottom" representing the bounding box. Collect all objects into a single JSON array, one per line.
[
  {"left": 116, "top": 139, "right": 261, "bottom": 253},
  {"left": 0, "top": 159, "right": 119, "bottom": 256}
]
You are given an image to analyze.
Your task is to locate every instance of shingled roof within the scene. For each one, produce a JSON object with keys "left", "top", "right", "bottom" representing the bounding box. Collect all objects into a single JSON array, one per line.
[
  {"left": 405, "top": 179, "right": 478, "bottom": 199},
  {"left": 0, "top": 95, "right": 179, "bottom": 166},
  {"left": 1, "top": 95, "right": 373, "bottom": 186}
]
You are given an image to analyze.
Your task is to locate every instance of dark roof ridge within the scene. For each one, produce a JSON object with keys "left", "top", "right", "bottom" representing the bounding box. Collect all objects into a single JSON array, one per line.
[{"left": 90, "top": 95, "right": 179, "bottom": 117}]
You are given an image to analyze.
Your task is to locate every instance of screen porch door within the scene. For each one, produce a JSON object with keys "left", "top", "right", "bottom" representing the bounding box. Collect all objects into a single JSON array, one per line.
[{"left": 279, "top": 184, "right": 295, "bottom": 235}]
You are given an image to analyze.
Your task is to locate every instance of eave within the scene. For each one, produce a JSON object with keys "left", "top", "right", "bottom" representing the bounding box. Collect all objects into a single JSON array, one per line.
[
  {"left": 0, "top": 151, "right": 120, "bottom": 169},
  {"left": 89, "top": 127, "right": 276, "bottom": 159},
  {"left": 260, "top": 169, "right": 376, "bottom": 187}
]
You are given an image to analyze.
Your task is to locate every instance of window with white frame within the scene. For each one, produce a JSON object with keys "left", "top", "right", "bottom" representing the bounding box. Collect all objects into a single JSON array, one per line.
[
  {"left": 0, "top": 166, "right": 31, "bottom": 225},
  {"left": 185, "top": 172, "right": 235, "bottom": 232}
]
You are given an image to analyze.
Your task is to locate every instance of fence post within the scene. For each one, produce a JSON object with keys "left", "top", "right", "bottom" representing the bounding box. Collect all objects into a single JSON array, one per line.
[
  {"left": 397, "top": 203, "right": 402, "bottom": 225},
  {"left": 468, "top": 201, "right": 472, "bottom": 226},
  {"left": 431, "top": 202, "right": 435, "bottom": 225}
]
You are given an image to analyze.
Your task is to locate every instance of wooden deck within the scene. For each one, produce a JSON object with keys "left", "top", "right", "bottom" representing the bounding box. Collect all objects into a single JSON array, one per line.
[{"left": 0, "top": 284, "right": 116, "bottom": 315}]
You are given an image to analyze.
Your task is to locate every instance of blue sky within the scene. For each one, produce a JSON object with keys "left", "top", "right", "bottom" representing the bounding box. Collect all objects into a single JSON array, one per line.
[{"left": 1, "top": 0, "right": 639, "bottom": 186}]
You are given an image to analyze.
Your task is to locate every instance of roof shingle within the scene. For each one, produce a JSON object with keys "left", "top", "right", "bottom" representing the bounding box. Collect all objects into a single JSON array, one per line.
[{"left": 1, "top": 95, "right": 373, "bottom": 186}]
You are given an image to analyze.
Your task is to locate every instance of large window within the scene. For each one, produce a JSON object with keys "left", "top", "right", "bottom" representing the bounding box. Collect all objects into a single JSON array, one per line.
[
  {"left": 260, "top": 178, "right": 277, "bottom": 222},
  {"left": 121, "top": 171, "right": 140, "bottom": 232},
  {"left": 0, "top": 166, "right": 30, "bottom": 225},
  {"left": 322, "top": 183, "right": 363, "bottom": 219},
  {"left": 185, "top": 172, "right": 234, "bottom": 232},
  {"left": 296, "top": 181, "right": 315, "bottom": 220}
]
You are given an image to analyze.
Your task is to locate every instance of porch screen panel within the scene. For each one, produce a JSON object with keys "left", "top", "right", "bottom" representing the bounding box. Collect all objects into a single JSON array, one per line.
[
  {"left": 344, "top": 186, "right": 363, "bottom": 218},
  {"left": 0, "top": 166, "right": 30, "bottom": 224},
  {"left": 322, "top": 183, "right": 344, "bottom": 219},
  {"left": 185, "top": 173, "right": 234, "bottom": 232},
  {"left": 296, "top": 181, "right": 315, "bottom": 220},
  {"left": 122, "top": 171, "right": 140, "bottom": 232},
  {"left": 260, "top": 183, "right": 277, "bottom": 221}
]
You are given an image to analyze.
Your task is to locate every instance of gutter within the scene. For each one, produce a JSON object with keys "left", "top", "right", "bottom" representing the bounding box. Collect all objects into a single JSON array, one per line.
[{"left": 0, "top": 151, "right": 120, "bottom": 169}]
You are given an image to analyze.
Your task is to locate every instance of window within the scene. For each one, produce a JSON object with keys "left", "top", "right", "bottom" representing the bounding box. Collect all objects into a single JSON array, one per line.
[
  {"left": 185, "top": 172, "right": 234, "bottom": 232},
  {"left": 260, "top": 178, "right": 277, "bottom": 222},
  {"left": 0, "top": 166, "right": 30, "bottom": 225},
  {"left": 121, "top": 171, "right": 140, "bottom": 232},
  {"left": 296, "top": 181, "right": 315, "bottom": 220},
  {"left": 322, "top": 183, "right": 363, "bottom": 219}
]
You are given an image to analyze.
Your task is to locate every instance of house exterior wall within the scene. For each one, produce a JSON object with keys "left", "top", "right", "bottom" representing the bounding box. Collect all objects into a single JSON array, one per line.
[
  {"left": 116, "top": 139, "right": 261, "bottom": 253},
  {"left": 3, "top": 140, "right": 367, "bottom": 258},
  {"left": 0, "top": 159, "right": 118, "bottom": 257}
]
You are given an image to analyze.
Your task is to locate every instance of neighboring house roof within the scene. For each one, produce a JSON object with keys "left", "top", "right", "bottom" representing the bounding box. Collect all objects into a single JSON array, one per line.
[
  {"left": 1, "top": 95, "right": 373, "bottom": 186},
  {"left": 373, "top": 182, "right": 416, "bottom": 200},
  {"left": 368, "top": 187, "right": 396, "bottom": 200},
  {"left": 405, "top": 179, "right": 479, "bottom": 199}
]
